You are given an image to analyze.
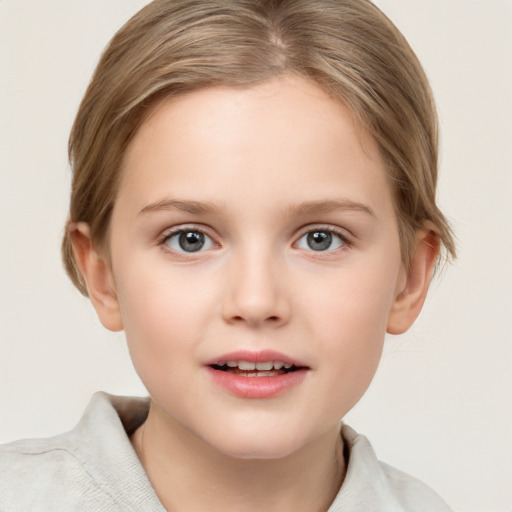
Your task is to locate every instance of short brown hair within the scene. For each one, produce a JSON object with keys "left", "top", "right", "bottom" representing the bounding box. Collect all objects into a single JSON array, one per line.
[{"left": 63, "top": 0, "right": 455, "bottom": 295}]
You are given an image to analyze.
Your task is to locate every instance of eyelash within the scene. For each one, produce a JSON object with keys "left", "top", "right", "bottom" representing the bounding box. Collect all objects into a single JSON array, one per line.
[
  {"left": 294, "top": 225, "right": 351, "bottom": 254},
  {"left": 159, "top": 226, "right": 216, "bottom": 256},
  {"left": 158, "top": 225, "right": 352, "bottom": 256}
]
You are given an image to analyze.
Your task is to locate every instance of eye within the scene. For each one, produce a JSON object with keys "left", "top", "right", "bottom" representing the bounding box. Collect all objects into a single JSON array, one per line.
[
  {"left": 296, "top": 229, "right": 346, "bottom": 252},
  {"left": 163, "top": 229, "right": 216, "bottom": 253}
]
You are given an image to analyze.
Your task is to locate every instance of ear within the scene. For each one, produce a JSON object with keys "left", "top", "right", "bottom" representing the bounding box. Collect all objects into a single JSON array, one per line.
[
  {"left": 69, "top": 222, "right": 123, "bottom": 332},
  {"left": 387, "top": 226, "right": 440, "bottom": 335}
]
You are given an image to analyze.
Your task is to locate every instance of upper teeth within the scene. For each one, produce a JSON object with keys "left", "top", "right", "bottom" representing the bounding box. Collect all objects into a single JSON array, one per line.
[{"left": 220, "top": 361, "right": 293, "bottom": 371}]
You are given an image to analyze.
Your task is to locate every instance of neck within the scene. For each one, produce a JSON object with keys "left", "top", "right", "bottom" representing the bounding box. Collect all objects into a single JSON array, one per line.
[{"left": 131, "top": 401, "right": 346, "bottom": 512}]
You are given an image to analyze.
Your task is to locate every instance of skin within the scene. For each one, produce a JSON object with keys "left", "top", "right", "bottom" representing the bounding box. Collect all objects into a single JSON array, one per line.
[{"left": 72, "top": 75, "right": 438, "bottom": 512}]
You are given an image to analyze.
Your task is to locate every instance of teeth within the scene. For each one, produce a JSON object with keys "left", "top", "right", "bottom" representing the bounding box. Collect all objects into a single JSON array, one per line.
[
  {"left": 238, "top": 361, "right": 256, "bottom": 371},
  {"left": 255, "top": 361, "right": 273, "bottom": 371},
  {"left": 217, "top": 360, "right": 294, "bottom": 370}
]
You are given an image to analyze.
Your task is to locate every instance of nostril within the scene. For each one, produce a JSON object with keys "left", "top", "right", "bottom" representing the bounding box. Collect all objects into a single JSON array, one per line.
[{"left": 228, "top": 314, "right": 282, "bottom": 326}]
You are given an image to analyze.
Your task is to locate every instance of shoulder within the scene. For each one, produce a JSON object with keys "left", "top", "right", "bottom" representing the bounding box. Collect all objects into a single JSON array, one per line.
[
  {"left": 0, "top": 435, "right": 119, "bottom": 512},
  {"left": 378, "top": 461, "right": 453, "bottom": 512},
  {"left": 0, "top": 392, "right": 156, "bottom": 512},
  {"left": 333, "top": 424, "right": 453, "bottom": 512}
]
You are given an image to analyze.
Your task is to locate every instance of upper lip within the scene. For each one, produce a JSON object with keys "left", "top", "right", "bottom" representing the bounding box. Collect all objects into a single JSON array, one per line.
[{"left": 205, "top": 350, "right": 309, "bottom": 368}]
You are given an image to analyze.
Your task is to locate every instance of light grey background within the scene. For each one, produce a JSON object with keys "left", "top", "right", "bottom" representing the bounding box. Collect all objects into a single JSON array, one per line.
[{"left": 1, "top": 1, "right": 511, "bottom": 511}]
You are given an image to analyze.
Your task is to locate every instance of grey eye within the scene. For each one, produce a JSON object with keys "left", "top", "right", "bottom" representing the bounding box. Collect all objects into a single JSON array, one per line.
[
  {"left": 165, "top": 230, "right": 215, "bottom": 253},
  {"left": 296, "top": 230, "right": 345, "bottom": 252}
]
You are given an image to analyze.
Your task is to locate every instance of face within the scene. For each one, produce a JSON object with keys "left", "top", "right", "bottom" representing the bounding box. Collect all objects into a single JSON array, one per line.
[{"left": 105, "top": 76, "right": 408, "bottom": 459}]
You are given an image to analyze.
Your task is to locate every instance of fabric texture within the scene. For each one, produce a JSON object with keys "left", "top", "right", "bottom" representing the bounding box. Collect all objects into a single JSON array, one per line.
[{"left": 0, "top": 392, "right": 452, "bottom": 511}]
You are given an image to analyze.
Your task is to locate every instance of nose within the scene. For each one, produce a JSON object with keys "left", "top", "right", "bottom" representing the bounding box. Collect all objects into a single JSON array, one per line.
[{"left": 221, "top": 249, "right": 291, "bottom": 328}]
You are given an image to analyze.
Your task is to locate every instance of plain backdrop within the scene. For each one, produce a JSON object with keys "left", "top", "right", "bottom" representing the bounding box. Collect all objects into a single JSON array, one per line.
[{"left": 1, "top": 1, "right": 511, "bottom": 511}]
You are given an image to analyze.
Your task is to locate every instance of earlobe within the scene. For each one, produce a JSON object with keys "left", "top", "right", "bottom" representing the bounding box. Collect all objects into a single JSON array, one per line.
[
  {"left": 69, "top": 222, "right": 124, "bottom": 332},
  {"left": 387, "top": 226, "right": 440, "bottom": 335}
]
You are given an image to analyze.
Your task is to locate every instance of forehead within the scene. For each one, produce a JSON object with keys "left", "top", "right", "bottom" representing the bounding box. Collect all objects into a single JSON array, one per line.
[{"left": 116, "top": 75, "right": 393, "bottom": 220}]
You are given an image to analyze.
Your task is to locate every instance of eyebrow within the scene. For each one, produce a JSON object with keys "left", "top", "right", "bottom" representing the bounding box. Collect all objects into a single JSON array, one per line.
[
  {"left": 139, "top": 198, "right": 375, "bottom": 218},
  {"left": 285, "top": 199, "right": 376, "bottom": 218},
  {"left": 139, "top": 199, "right": 223, "bottom": 216}
]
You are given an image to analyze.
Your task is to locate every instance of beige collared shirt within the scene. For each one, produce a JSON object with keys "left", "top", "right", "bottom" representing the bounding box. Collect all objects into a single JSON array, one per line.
[{"left": 0, "top": 392, "right": 452, "bottom": 511}]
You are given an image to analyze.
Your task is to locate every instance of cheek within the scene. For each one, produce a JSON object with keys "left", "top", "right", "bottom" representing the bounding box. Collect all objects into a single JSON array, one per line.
[
  {"left": 311, "top": 259, "right": 397, "bottom": 331},
  {"left": 114, "top": 261, "right": 220, "bottom": 380},
  {"left": 306, "top": 258, "right": 400, "bottom": 380}
]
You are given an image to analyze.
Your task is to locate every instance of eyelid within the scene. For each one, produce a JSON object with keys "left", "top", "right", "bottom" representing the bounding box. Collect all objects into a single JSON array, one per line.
[
  {"left": 158, "top": 221, "right": 214, "bottom": 238},
  {"left": 292, "top": 224, "right": 353, "bottom": 254},
  {"left": 158, "top": 224, "right": 220, "bottom": 254},
  {"left": 294, "top": 224, "right": 352, "bottom": 243}
]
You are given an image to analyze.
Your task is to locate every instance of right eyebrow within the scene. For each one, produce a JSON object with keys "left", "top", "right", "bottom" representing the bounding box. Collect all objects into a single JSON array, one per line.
[{"left": 138, "top": 199, "right": 224, "bottom": 216}]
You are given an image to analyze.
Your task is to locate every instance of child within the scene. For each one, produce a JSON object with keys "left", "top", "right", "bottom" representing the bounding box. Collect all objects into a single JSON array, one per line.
[{"left": 0, "top": 0, "right": 456, "bottom": 510}]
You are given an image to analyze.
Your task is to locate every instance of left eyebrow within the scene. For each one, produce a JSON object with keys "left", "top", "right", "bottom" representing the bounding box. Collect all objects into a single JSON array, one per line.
[
  {"left": 138, "top": 199, "right": 223, "bottom": 216},
  {"left": 285, "top": 199, "right": 376, "bottom": 218}
]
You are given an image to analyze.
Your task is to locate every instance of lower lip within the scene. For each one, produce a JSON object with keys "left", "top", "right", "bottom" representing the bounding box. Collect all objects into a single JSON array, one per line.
[{"left": 205, "top": 367, "right": 308, "bottom": 399}]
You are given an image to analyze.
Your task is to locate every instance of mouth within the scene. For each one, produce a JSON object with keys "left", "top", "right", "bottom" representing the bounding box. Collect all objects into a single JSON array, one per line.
[
  {"left": 209, "top": 360, "right": 304, "bottom": 377},
  {"left": 205, "top": 351, "right": 309, "bottom": 398}
]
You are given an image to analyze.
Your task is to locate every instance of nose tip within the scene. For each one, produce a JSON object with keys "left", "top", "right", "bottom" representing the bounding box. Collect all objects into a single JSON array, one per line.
[
  {"left": 221, "top": 259, "right": 290, "bottom": 328},
  {"left": 223, "top": 294, "right": 290, "bottom": 328}
]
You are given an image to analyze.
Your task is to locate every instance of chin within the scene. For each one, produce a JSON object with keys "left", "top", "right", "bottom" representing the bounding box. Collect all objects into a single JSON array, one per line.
[
  {"left": 204, "top": 427, "right": 308, "bottom": 461},
  {"left": 216, "top": 443, "right": 300, "bottom": 461}
]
